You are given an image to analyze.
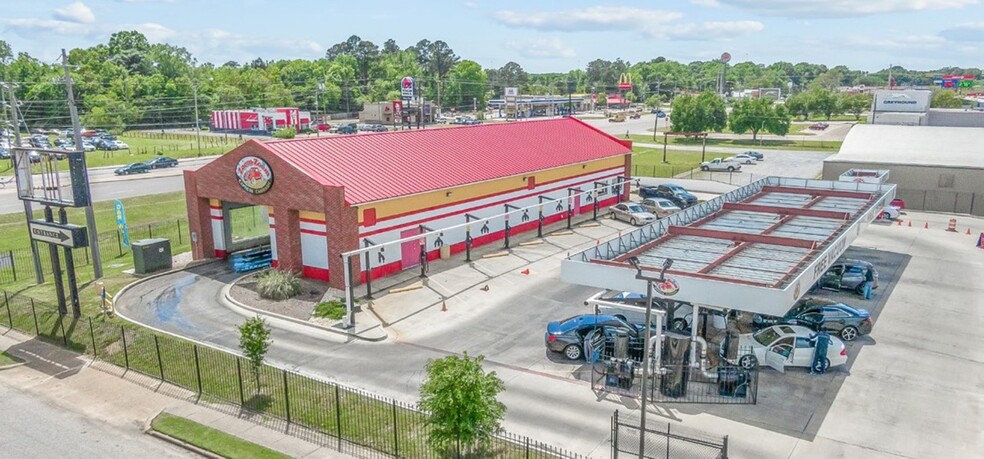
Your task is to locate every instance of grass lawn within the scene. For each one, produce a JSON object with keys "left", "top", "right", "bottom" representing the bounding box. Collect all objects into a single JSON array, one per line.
[
  {"left": 630, "top": 148, "right": 704, "bottom": 178},
  {"left": 630, "top": 134, "right": 841, "bottom": 152},
  {"left": 0, "top": 350, "right": 23, "bottom": 366},
  {"left": 151, "top": 413, "right": 291, "bottom": 459}
]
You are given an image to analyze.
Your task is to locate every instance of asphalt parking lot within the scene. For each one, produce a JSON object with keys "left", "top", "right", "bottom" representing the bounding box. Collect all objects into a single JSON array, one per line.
[{"left": 371, "top": 210, "right": 984, "bottom": 458}]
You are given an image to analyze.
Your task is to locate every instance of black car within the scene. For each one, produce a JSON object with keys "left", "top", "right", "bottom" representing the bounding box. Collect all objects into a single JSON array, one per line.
[
  {"left": 752, "top": 298, "right": 872, "bottom": 341},
  {"left": 743, "top": 151, "right": 764, "bottom": 161},
  {"left": 639, "top": 183, "right": 698, "bottom": 208},
  {"left": 545, "top": 314, "right": 655, "bottom": 361},
  {"left": 145, "top": 157, "right": 178, "bottom": 169},
  {"left": 114, "top": 162, "right": 151, "bottom": 175}
]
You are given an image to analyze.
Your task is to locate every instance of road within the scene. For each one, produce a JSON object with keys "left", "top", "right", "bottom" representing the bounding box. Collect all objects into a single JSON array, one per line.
[{"left": 0, "top": 383, "right": 193, "bottom": 458}]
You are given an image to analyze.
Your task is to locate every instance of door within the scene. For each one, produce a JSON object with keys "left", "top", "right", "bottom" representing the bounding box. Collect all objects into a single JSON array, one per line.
[
  {"left": 400, "top": 228, "right": 421, "bottom": 269},
  {"left": 583, "top": 328, "right": 604, "bottom": 363},
  {"left": 573, "top": 195, "right": 581, "bottom": 216},
  {"left": 765, "top": 337, "right": 793, "bottom": 373},
  {"left": 820, "top": 267, "right": 843, "bottom": 290},
  {"left": 792, "top": 338, "right": 814, "bottom": 366}
]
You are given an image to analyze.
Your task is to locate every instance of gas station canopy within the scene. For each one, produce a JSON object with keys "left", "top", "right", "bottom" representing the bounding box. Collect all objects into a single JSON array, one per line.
[{"left": 561, "top": 177, "right": 896, "bottom": 316}]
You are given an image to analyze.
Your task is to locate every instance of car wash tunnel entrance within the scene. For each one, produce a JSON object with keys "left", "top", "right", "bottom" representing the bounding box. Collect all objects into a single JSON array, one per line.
[{"left": 565, "top": 176, "right": 895, "bottom": 404}]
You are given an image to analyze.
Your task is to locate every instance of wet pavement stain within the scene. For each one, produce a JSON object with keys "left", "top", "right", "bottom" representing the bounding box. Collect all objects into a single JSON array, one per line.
[{"left": 148, "top": 275, "right": 200, "bottom": 331}]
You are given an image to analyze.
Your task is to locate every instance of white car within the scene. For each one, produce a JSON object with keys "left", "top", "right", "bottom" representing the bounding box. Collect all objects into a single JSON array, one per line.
[
  {"left": 724, "top": 324, "right": 848, "bottom": 372},
  {"left": 699, "top": 158, "right": 742, "bottom": 172},
  {"left": 609, "top": 203, "right": 656, "bottom": 225},
  {"left": 639, "top": 198, "right": 681, "bottom": 218},
  {"left": 878, "top": 205, "right": 901, "bottom": 221},
  {"left": 729, "top": 154, "right": 757, "bottom": 165},
  {"left": 112, "top": 140, "right": 129, "bottom": 150}
]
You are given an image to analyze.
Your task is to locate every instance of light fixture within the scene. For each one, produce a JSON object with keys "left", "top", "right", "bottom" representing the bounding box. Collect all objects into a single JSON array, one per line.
[{"left": 446, "top": 191, "right": 452, "bottom": 197}]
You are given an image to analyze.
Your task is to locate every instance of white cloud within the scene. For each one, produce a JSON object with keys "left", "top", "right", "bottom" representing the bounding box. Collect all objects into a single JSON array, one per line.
[
  {"left": 940, "top": 22, "right": 984, "bottom": 42},
  {"left": 191, "top": 28, "right": 323, "bottom": 56},
  {"left": 118, "top": 0, "right": 175, "bottom": 3},
  {"left": 659, "top": 20, "right": 765, "bottom": 40},
  {"left": 464, "top": 1, "right": 479, "bottom": 8},
  {"left": 3, "top": 18, "right": 94, "bottom": 36},
  {"left": 53, "top": 2, "right": 95, "bottom": 24},
  {"left": 131, "top": 22, "right": 177, "bottom": 42},
  {"left": 690, "top": 0, "right": 721, "bottom": 6},
  {"left": 493, "top": 6, "right": 682, "bottom": 32},
  {"left": 504, "top": 37, "right": 576, "bottom": 59},
  {"left": 715, "top": 0, "right": 978, "bottom": 17}
]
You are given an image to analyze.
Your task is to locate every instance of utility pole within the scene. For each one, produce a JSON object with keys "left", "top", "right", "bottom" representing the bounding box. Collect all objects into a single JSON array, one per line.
[
  {"left": 4, "top": 83, "right": 44, "bottom": 283},
  {"left": 62, "top": 48, "right": 102, "bottom": 279},
  {"left": 344, "top": 81, "right": 350, "bottom": 117},
  {"left": 192, "top": 80, "right": 201, "bottom": 156}
]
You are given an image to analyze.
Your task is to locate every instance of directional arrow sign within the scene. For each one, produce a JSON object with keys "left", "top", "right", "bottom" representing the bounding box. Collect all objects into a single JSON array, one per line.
[{"left": 29, "top": 221, "right": 89, "bottom": 248}]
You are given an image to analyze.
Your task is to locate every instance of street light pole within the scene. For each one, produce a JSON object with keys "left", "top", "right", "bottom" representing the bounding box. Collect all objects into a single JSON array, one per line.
[
  {"left": 627, "top": 256, "right": 674, "bottom": 458},
  {"left": 192, "top": 81, "right": 201, "bottom": 157}
]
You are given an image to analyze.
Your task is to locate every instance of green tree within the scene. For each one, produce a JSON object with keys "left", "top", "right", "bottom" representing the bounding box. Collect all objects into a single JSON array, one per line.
[
  {"left": 931, "top": 89, "right": 964, "bottom": 108},
  {"left": 670, "top": 91, "right": 726, "bottom": 134},
  {"left": 446, "top": 60, "right": 488, "bottom": 110},
  {"left": 238, "top": 316, "right": 272, "bottom": 389},
  {"left": 419, "top": 353, "right": 505, "bottom": 452},
  {"left": 837, "top": 92, "right": 872, "bottom": 120},
  {"left": 807, "top": 88, "right": 838, "bottom": 120},
  {"left": 729, "top": 97, "right": 791, "bottom": 140},
  {"left": 784, "top": 92, "right": 811, "bottom": 120}
]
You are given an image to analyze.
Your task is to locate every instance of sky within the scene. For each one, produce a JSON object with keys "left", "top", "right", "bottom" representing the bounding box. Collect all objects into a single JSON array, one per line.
[{"left": 2, "top": 0, "right": 983, "bottom": 73}]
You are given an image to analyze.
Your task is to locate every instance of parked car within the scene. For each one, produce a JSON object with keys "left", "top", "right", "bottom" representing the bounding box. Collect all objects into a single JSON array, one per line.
[
  {"left": 743, "top": 151, "right": 764, "bottom": 161},
  {"left": 699, "top": 158, "right": 741, "bottom": 172},
  {"left": 813, "top": 260, "right": 878, "bottom": 294},
  {"left": 752, "top": 298, "right": 872, "bottom": 341},
  {"left": 332, "top": 124, "right": 358, "bottom": 134},
  {"left": 364, "top": 124, "right": 388, "bottom": 132},
  {"left": 889, "top": 198, "right": 906, "bottom": 209},
  {"left": 609, "top": 203, "right": 656, "bottom": 225},
  {"left": 112, "top": 140, "right": 129, "bottom": 150},
  {"left": 810, "top": 122, "right": 830, "bottom": 130},
  {"left": 723, "top": 324, "right": 848, "bottom": 371},
  {"left": 91, "top": 138, "right": 115, "bottom": 150},
  {"left": 595, "top": 292, "right": 727, "bottom": 331},
  {"left": 638, "top": 183, "right": 698, "bottom": 208},
  {"left": 28, "top": 150, "right": 41, "bottom": 163},
  {"left": 0, "top": 148, "right": 10, "bottom": 160},
  {"left": 544, "top": 314, "right": 655, "bottom": 361},
  {"left": 729, "top": 154, "right": 758, "bottom": 165},
  {"left": 81, "top": 142, "right": 95, "bottom": 152},
  {"left": 145, "top": 157, "right": 178, "bottom": 169},
  {"left": 114, "top": 162, "right": 151, "bottom": 175},
  {"left": 878, "top": 205, "right": 901, "bottom": 221},
  {"left": 639, "top": 198, "right": 681, "bottom": 218}
]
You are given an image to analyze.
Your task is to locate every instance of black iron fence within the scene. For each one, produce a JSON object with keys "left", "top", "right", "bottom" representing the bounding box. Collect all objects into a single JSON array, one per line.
[
  {"left": 611, "top": 410, "right": 728, "bottom": 459},
  {"left": 0, "top": 219, "right": 189, "bottom": 285},
  {"left": 0, "top": 293, "right": 586, "bottom": 459}
]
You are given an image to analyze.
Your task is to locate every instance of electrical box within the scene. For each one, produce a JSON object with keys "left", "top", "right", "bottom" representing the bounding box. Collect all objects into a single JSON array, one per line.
[{"left": 132, "top": 238, "right": 172, "bottom": 274}]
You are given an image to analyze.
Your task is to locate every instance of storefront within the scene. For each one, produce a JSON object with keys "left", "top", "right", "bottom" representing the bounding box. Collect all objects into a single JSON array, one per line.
[{"left": 184, "top": 117, "right": 633, "bottom": 289}]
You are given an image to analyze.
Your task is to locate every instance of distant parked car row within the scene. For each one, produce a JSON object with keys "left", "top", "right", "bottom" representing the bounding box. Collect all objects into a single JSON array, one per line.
[{"left": 114, "top": 156, "right": 178, "bottom": 176}]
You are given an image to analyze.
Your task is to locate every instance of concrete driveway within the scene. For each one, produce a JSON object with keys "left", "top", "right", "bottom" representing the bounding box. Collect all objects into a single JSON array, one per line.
[{"left": 115, "top": 210, "right": 984, "bottom": 458}]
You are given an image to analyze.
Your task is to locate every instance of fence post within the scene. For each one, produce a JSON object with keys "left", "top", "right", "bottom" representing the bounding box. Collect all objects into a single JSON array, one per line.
[
  {"left": 236, "top": 358, "right": 245, "bottom": 406},
  {"left": 154, "top": 335, "right": 165, "bottom": 381},
  {"left": 392, "top": 401, "right": 399, "bottom": 456},
  {"left": 334, "top": 385, "right": 343, "bottom": 451},
  {"left": 30, "top": 299, "right": 39, "bottom": 336},
  {"left": 612, "top": 410, "right": 619, "bottom": 459},
  {"left": 193, "top": 345, "right": 203, "bottom": 397},
  {"left": 4, "top": 291, "right": 12, "bottom": 329},
  {"left": 722, "top": 435, "right": 729, "bottom": 458},
  {"left": 666, "top": 422, "right": 670, "bottom": 459},
  {"left": 148, "top": 224, "right": 153, "bottom": 239},
  {"left": 177, "top": 219, "right": 183, "bottom": 244},
  {"left": 120, "top": 326, "right": 130, "bottom": 371},
  {"left": 525, "top": 437, "right": 530, "bottom": 459},
  {"left": 9, "top": 250, "right": 15, "bottom": 281},
  {"left": 88, "top": 316, "right": 97, "bottom": 358},
  {"left": 282, "top": 370, "right": 291, "bottom": 424},
  {"left": 59, "top": 315, "right": 68, "bottom": 346},
  {"left": 116, "top": 231, "right": 122, "bottom": 257}
]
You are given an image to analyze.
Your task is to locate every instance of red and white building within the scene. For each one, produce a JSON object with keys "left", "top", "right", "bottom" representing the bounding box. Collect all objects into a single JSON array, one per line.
[{"left": 211, "top": 108, "right": 311, "bottom": 134}]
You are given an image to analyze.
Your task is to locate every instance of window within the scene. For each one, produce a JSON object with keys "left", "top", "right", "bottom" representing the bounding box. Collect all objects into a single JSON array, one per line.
[
  {"left": 938, "top": 174, "right": 955, "bottom": 189},
  {"left": 795, "top": 337, "right": 812, "bottom": 348}
]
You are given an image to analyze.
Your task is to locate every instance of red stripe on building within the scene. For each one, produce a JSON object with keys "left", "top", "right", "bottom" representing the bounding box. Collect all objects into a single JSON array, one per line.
[
  {"left": 299, "top": 228, "right": 327, "bottom": 237},
  {"left": 302, "top": 266, "right": 330, "bottom": 282}
]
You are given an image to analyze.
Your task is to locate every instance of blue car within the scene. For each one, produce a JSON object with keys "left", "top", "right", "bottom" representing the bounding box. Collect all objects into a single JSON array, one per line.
[
  {"left": 544, "top": 314, "right": 656, "bottom": 361},
  {"left": 639, "top": 183, "right": 698, "bottom": 208}
]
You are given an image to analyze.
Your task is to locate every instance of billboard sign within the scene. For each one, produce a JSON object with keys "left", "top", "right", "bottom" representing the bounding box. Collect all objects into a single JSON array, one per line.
[
  {"left": 393, "top": 100, "right": 403, "bottom": 118},
  {"left": 401, "top": 77, "right": 415, "bottom": 101},
  {"left": 873, "top": 90, "right": 931, "bottom": 113},
  {"left": 504, "top": 87, "right": 518, "bottom": 97},
  {"left": 29, "top": 220, "right": 89, "bottom": 248}
]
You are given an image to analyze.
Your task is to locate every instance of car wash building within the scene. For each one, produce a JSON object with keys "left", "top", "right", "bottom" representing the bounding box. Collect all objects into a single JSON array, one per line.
[{"left": 184, "top": 117, "right": 633, "bottom": 289}]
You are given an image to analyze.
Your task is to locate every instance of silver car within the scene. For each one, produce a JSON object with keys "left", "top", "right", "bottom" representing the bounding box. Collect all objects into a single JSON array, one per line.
[
  {"left": 610, "top": 203, "right": 656, "bottom": 225},
  {"left": 639, "top": 198, "right": 681, "bottom": 218}
]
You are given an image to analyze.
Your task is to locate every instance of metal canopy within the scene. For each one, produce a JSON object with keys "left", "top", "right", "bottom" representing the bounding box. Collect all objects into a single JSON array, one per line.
[{"left": 561, "top": 177, "right": 896, "bottom": 316}]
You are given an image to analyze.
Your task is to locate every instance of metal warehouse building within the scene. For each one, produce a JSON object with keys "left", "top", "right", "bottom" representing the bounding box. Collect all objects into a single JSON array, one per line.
[
  {"left": 184, "top": 117, "right": 633, "bottom": 289},
  {"left": 822, "top": 124, "right": 984, "bottom": 216}
]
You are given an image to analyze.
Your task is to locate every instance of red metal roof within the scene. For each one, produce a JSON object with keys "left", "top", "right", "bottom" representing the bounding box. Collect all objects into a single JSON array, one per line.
[{"left": 260, "top": 117, "right": 632, "bottom": 205}]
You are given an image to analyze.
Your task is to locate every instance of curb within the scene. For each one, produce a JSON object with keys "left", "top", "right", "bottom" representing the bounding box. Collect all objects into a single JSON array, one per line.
[
  {"left": 112, "top": 259, "right": 222, "bottom": 309},
  {"left": 222, "top": 272, "right": 389, "bottom": 343},
  {"left": 0, "top": 361, "right": 27, "bottom": 371},
  {"left": 144, "top": 410, "right": 225, "bottom": 459}
]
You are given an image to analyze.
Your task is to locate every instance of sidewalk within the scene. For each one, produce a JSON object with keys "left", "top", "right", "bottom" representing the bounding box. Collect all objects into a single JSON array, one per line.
[{"left": 0, "top": 328, "right": 359, "bottom": 459}]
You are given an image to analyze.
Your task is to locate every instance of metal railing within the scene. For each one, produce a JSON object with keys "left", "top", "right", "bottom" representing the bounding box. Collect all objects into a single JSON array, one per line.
[
  {"left": 0, "top": 292, "right": 586, "bottom": 459},
  {"left": 611, "top": 410, "right": 728, "bottom": 459}
]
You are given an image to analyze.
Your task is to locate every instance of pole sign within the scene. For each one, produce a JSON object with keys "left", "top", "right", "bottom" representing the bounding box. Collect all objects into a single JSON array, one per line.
[
  {"left": 115, "top": 199, "right": 130, "bottom": 249},
  {"left": 401, "top": 77, "right": 415, "bottom": 101},
  {"left": 29, "top": 220, "right": 88, "bottom": 248},
  {"left": 720, "top": 52, "right": 731, "bottom": 63}
]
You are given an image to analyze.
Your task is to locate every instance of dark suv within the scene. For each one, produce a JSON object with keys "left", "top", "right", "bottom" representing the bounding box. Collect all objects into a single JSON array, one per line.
[
  {"left": 639, "top": 183, "right": 698, "bottom": 208},
  {"left": 752, "top": 297, "right": 872, "bottom": 341}
]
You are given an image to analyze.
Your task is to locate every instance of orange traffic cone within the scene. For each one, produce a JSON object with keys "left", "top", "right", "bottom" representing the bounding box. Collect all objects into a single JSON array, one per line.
[
  {"left": 924, "top": 222, "right": 929, "bottom": 229},
  {"left": 441, "top": 301, "right": 447, "bottom": 312},
  {"left": 896, "top": 219, "right": 902, "bottom": 226},
  {"left": 520, "top": 268, "right": 530, "bottom": 275},
  {"left": 967, "top": 228, "right": 972, "bottom": 235},
  {"left": 908, "top": 220, "right": 912, "bottom": 227}
]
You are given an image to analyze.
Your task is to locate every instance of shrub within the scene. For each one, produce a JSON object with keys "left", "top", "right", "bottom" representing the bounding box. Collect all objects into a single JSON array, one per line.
[
  {"left": 256, "top": 270, "right": 300, "bottom": 300},
  {"left": 419, "top": 353, "right": 505, "bottom": 452},
  {"left": 314, "top": 300, "right": 347, "bottom": 320},
  {"left": 271, "top": 127, "right": 296, "bottom": 139}
]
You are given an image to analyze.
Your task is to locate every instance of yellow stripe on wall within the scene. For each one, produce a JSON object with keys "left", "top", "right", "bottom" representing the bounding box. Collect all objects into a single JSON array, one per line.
[
  {"left": 209, "top": 198, "right": 221, "bottom": 207},
  {"left": 299, "top": 210, "right": 326, "bottom": 222},
  {"left": 360, "top": 156, "right": 626, "bottom": 223}
]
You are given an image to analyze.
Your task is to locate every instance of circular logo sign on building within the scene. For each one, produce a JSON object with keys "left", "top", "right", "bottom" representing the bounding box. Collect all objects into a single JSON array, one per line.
[
  {"left": 654, "top": 277, "right": 680, "bottom": 297},
  {"left": 236, "top": 156, "right": 273, "bottom": 195}
]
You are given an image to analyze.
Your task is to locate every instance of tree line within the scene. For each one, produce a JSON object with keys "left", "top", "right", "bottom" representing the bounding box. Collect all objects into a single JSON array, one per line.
[{"left": 0, "top": 33, "right": 978, "bottom": 133}]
